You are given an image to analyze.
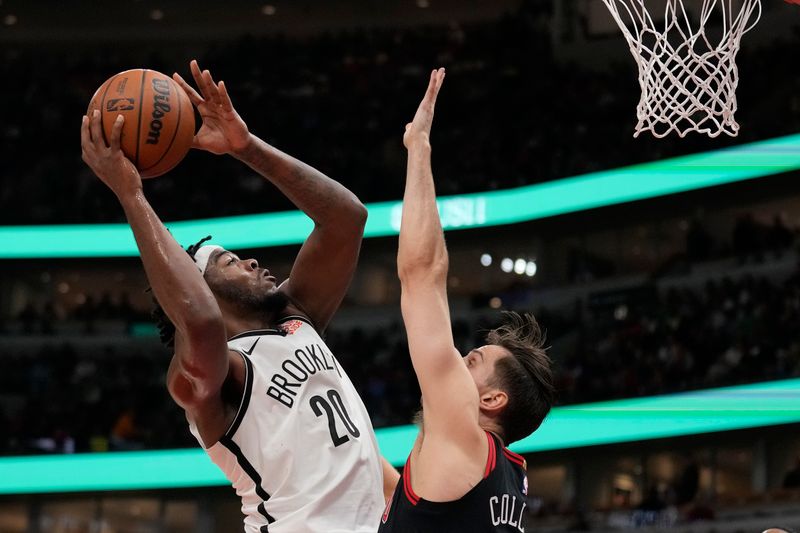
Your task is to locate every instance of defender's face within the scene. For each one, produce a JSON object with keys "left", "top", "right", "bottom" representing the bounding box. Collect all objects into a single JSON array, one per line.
[
  {"left": 464, "top": 344, "right": 510, "bottom": 392},
  {"left": 206, "top": 249, "right": 278, "bottom": 295}
]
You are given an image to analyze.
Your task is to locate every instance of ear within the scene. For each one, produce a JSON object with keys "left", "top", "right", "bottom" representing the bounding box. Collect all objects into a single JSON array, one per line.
[{"left": 479, "top": 388, "right": 508, "bottom": 415}]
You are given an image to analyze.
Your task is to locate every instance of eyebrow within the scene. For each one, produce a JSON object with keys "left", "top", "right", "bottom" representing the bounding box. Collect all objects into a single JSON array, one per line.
[
  {"left": 470, "top": 349, "right": 485, "bottom": 362},
  {"left": 211, "top": 249, "right": 229, "bottom": 265}
]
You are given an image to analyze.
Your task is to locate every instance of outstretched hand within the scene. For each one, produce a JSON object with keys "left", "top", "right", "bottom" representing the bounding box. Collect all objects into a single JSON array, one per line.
[
  {"left": 173, "top": 60, "right": 250, "bottom": 155},
  {"left": 80, "top": 110, "right": 142, "bottom": 199},
  {"left": 403, "top": 68, "right": 445, "bottom": 150}
]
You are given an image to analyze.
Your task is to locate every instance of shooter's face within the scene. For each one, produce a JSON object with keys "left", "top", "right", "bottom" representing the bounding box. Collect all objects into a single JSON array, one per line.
[{"left": 204, "top": 249, "right": 283, "bottom": 312}]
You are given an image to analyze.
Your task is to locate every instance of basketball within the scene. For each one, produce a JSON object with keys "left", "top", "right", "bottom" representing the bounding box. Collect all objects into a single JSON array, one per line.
[{"left": 87, "top": 69, "right": 195, "bottom": 178}]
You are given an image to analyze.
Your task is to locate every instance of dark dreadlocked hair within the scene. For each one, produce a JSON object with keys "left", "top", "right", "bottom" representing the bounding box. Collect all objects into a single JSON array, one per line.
[{"left": 149, "top": 235, "right": 213, "bottom": 348}]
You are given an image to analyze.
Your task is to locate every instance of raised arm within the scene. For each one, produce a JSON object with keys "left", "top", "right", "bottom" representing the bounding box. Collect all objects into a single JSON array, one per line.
[
  {"left": 397, "top": 70, "right": 482, "bottom": 442},
  {"left": 173, "top": 60, "right": 366, "bottom": 331},
  {"left": 80, "top": 111, "right": 229, "bottom": 415}
]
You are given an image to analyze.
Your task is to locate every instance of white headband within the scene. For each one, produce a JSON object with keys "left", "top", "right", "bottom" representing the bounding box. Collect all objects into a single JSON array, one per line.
[{"left": 193, "top": 245, "right": 224, "bottom": 274}]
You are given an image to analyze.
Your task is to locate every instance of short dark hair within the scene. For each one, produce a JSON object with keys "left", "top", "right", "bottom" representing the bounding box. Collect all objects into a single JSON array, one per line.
[
  {"left": 150, "top": 235, "right": 212, "bottom": 348},
  {"left": 486, "top": 311, "right": 555, "bottom": 445}
]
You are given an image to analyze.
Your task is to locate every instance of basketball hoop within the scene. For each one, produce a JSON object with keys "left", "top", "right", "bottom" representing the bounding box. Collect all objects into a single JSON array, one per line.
[{"left": 601, "top": 0, "right": 762, "bottom": 138}]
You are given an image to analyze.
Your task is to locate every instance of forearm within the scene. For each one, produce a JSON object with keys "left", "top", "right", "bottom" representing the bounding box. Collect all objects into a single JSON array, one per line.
[
  {"left": 233, "top": 134, "right": 366, "bottom": 226},
  {"left": 119, "top": 190, "right": 221, "bottom": 331},
  {"left": 398, "top": 142, "right": 447, "bottom": 276}
]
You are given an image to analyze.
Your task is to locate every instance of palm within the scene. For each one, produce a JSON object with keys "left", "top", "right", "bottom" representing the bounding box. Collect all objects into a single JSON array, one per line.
[
  {"left": 194, "top": 105, "right": 247, "bottom": 155},
  {"left": 404, "top": 69, "right": 445, "bottom": 149}
]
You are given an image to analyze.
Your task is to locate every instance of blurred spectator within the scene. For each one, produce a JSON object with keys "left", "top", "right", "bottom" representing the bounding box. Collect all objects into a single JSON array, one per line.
[
  {"left": 783, "top": 456, "right": 800, "bottom": 489},
  {"left": 686, "top": 217, "right": 713, "bottom": 262},
  {"left": 674, "top": 453, "right": 699, "bottom": 506},
  {"left": 1, "top": 5, "right": 798, "bottom": 225}
]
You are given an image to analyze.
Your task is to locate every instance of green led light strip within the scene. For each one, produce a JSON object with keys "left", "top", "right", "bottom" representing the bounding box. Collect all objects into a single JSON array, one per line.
[
  {"left": 0, "top": 379, "right": 798, "bottom": 494},
  {"left": 2, "top": 133, "right": 800, "bottom": 258}
]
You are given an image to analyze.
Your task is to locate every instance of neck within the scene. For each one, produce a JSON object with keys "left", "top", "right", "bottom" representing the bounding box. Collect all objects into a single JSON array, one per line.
[
  {"left": 478, "top": 415, "right": 505, "bottom": 446},
  {"left": 219, "top": 303, "right": 281, "bottom": 339}
]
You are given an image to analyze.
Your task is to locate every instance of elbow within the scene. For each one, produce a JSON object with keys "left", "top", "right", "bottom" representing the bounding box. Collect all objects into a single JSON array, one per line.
[
  {"left": 349, "top": 195, "right": 368, "bottom": 228},
  {"left": 398, "top": 254, "right": 448, "bottom": 284},
  {"left": 324, "top": 191, "right": 366, "bottom": 228},
  {"left": 330, "top": 195, "right": 367, "bottom": 236}
]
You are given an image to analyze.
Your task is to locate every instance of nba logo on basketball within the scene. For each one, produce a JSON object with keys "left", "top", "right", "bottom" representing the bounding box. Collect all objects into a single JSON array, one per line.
[{"left": 106, "top": 98, "right": 135, "bottom": 112}]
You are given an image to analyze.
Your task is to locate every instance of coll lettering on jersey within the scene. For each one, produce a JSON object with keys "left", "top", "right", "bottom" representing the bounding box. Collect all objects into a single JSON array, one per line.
[
  {"left": 489, "top": 494, "right": 526, "bottom": 531},
  {"left": 266, "top": 343, "right": 342, "bottom": 408}
]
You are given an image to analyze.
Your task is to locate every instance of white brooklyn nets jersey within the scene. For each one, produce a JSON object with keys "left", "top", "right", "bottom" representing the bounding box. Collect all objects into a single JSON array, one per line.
[{"left": 188, "top": 315, "right": 383, "bottom": 533}]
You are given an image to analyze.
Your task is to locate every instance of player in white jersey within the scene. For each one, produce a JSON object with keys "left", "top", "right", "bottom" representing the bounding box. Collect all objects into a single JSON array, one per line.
[{"left": 80, "top": 59, "right": 398, "bottom": 532}]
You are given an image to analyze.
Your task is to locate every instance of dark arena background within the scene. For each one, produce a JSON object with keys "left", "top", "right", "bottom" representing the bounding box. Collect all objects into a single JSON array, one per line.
[{"left": 2, "top": 0, "right": 800, "bottom": 531}]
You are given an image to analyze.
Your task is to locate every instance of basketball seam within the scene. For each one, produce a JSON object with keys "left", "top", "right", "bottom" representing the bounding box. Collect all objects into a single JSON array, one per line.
[
  {"left": 140, "top": 78, "right": 184, "bottom": 176},
  {"left": 134, "top": 70, "right": 147, "bottom": 167},
  {"left": 98, "top": 75, "right": 117, "bottom": 146}
]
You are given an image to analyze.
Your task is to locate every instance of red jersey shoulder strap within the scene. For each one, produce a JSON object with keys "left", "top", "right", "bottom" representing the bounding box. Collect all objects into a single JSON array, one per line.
[
  {"left": 402, "top": 454, "right": 420, "bottom": 506},
  {"left": 502, "top": 446, "right": 527, "bottom": 470},
  {"left": 483, "top": 431, "right": 498, "bottom": 479}
]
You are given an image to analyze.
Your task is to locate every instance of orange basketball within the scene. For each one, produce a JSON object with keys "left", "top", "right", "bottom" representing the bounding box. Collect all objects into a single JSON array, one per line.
[{"left": 87, "top": 69, "right": 195, "bottom": 178}]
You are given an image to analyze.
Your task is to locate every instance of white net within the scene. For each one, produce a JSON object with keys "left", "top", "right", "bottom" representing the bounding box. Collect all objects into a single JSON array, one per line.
[{"left": 601, "top": 0, "right": 762, "bottom": 138}]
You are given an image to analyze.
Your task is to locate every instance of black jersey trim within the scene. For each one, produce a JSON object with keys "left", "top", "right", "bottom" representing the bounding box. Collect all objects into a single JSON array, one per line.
[
  {"left": 277, "top": 314, "right": 316, "bottom": 330},
  {"left": 278, "top": 314, "right": 312, "bottom": 325},
  {"left": 227, "top": 315, "right": 315, "bottom": 341},
  {"left": 228, "top": 328, "right": 287, "bottom": 341},
  {"left": 223, "top": 351, "right": 254, "bottom": 440},
  {"left": 219, "top": 436, "right": 276, "bottom": 524}
]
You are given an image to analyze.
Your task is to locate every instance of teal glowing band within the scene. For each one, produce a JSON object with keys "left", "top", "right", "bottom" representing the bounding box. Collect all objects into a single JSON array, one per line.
[
  {"left": 0, "top": 379, "right": 798, "bottom": 494},
  {"left": 2, "top": 133, "right": 799, "bottom": 258}
]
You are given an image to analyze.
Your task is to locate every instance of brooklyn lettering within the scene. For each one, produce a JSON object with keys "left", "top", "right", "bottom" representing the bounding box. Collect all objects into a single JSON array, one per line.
[
  {"left": 489, "top": 494, "right": 525, "bottom": 531},
  {"left": 145, "top": 78, "right": 171, "bottom": 145},
  {"left": 267, "top": 343, "right": 342, "bottom": 408}
]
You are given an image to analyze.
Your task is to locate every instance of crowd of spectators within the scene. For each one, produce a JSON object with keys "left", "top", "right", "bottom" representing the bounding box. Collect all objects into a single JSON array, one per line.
[
  {"left": 2, "top": 0, "right": 800, "bottom": 466},
  {"left": 2, "top": 2, "right": 799, "bottom": 225},
  {"left": 12, "top": 291, "right": 148, "bottom": 335},
  {"left": 2, "top": 256, "right": 798, "bottom": 455}
]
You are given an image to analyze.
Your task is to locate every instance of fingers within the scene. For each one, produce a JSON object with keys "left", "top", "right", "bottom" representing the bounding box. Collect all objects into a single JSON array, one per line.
[
  {"left": 218, "top": 81, "right": 235, "bottom": 113},
  {"left": 201, "top": 69, "right": 222, "bottom": 105},
  {"left": 189, "top": 59, "right": 204, "bottom": 93},
  {"left": 425, "top": 68, "right": 445, "bottom": 105},
  {"left": 172, "top": 72, "right": 204, "bottom": 107},
  {"left": 80, "top": 115, "right": 93, "bottom": 152},
  {"left": 89, "top": 109, "right": 105, "bottom": 146},
  {"left": 109, "top": 114, "right": 124, "bottom": 151},
  {"left": 186, "top": 59, "right": 226, "bottom": 109}
]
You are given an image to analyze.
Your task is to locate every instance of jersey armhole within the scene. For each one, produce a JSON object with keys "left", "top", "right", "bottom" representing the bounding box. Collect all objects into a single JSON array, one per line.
[
  {"left": 402, "top": 455, "right": 421, "bottom": 506},
  {"left": 222, "top": 349, "right": 254, "bottom": 440}
]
